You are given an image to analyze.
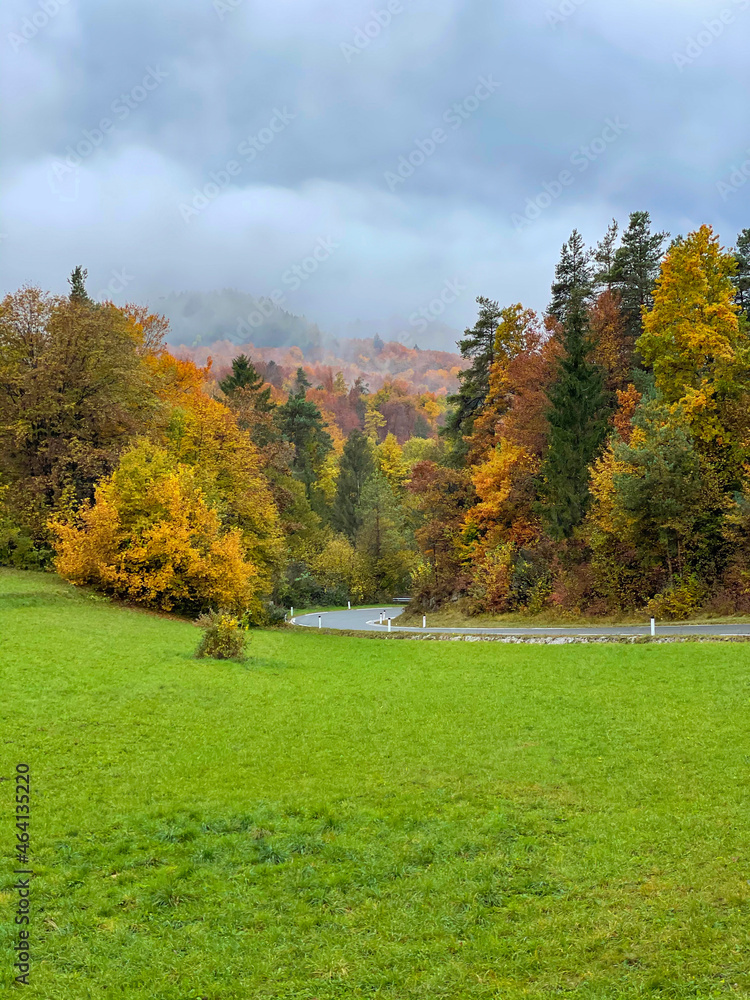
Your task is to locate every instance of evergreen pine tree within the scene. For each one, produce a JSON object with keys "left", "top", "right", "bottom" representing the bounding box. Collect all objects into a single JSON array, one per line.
[
  {"left": 68, "top": 266, "right": 91, "bottom": 304},
  {"left": 611, "top": 211, "right": 669, "bottom": 346},
  {"left": 220, "top": 355, "right": 277, "bottom": 450},
  {"left": 332, "top": 429, "right": 376, "bottom": 539},
  {"left": 219, "top": 354, "right": 274, "bottom": 411},
  {"left": 444, "top": 296, "right": 503, "bottom": 457},
  {"left": 537, "top": 289, "right": 608, "bottom": 540},
  {"left": 731, "top": 228, "right": 750, "bottom": 319},
  {"left": 293, "top": 366, "right": 312, "bottom": 393},
  {"left": 275, "top": 372, "right": 332, "bottom": 497},
  {"left": 593, "top": 219, "right": 619, "bottom": 290},
  {"left": 548, "top": 230, "right": 594, "bottom": 323}
]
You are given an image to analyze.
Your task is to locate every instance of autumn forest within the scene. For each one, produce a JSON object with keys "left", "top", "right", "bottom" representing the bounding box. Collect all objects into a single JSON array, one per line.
[{"left": 2, "top": 212, "right": 750, "bottom": 622}]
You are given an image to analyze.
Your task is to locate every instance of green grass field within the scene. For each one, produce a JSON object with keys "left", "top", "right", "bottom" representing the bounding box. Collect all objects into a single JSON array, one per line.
[{"left": 2, "top": 569, "right": 750, "bottom": 998}]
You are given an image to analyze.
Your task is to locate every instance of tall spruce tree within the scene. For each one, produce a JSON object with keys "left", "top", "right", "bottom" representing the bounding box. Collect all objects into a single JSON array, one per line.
[
  {"left": 732, "top": 228, "right": 750, "bottom": 320},
  {"left": 548, "top": 230, "right": 594, "bottom": 323},
  {"left": 292, "top": 366, "right": 312, "bottom": 393},
  {"left": 275, "top": 373, "right": 332, "bottom": 498},
  {"left": 219, "top": 354, "right": 274, "bottom": 411},
  {"left": 593, "top": 219, "right": 620, "bottom": 290},
  {"left": 332, "top": 429, "right": 375, "bottom": 539},
  {"left": 220, "top": 354, "right": 277, "bottom": 450},
  {"left": 68, "top": 266, "right": 92, "bottom": 304},
  {"left": 444, "top": 296, "right": 503, "bottom": 457},
  {"left": 538, "top": 289, "right": 608, "bottom": 540},
  {"left": 611, "top": 211, "right": 669, "bottom": 346}
]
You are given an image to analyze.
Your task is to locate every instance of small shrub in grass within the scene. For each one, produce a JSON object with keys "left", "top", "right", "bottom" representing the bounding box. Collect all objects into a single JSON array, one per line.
[{"left": 194, "top": 610, "right": 249, "bottom": 661}]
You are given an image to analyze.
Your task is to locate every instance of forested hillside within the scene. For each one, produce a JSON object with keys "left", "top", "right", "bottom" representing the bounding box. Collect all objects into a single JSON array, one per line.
[
  {"left": 181, "top": 336, "right": 464, "bottom": 399},
  {"left": 2, "top": 215, "right": 750, "bottom": 620}
]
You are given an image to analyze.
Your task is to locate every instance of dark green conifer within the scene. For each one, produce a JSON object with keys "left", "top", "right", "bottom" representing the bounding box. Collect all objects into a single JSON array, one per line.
[
  {"left": 68, "top": 265, "right": 91, "bottom": 304},
  {"left": 537, "top": 289, "right": 608, "bottom": 539},
  {"left": 444, "top": 296, "right": 503, "bottom": 458},
  {"left": 332, "top": 429, "right": 375, "bottom": 539},
  {"left": 611, "top": 211, "right": 669, "bottom": 346},
  {"left": 548, "top": 230, "right": 593, "bottom": 323},
  {"left": 731, "top": 228, "right": 750, "bottom": 319},
  {"left": 219, "top": 354, "right": 274, "bottom": 411},
  {"left": 275, "top": 371, "right": 332, "bottom": 498}
]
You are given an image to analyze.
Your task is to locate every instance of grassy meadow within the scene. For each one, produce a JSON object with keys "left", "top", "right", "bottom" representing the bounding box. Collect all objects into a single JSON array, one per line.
[{"left": 1, "top": 569, "right": 750, "bottom": 998}]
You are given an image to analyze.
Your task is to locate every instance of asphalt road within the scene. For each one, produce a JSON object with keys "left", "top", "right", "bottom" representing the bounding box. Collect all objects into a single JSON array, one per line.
[{"left": 291, "top": 606, "right": 750, "bottom": 637}]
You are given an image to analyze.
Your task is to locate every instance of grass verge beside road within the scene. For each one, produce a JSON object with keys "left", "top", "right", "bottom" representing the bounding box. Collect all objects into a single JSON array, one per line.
[{"left": 398, "top": 602, "right": 750, "bottom": 629}]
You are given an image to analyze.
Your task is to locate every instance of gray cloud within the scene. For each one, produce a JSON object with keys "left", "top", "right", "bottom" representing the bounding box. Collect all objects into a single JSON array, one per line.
[{"left": 1, "top": 0, "right": 749, "bottom": 342}]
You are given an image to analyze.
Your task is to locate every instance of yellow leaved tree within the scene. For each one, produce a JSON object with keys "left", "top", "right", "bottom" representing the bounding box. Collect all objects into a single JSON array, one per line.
[
  {"left": 146, "top": 352, "right": 284, "bottom": 592},
  {"left": 638, "top": 225, "right": 750, "bottom": 473},
  {"left": 52, "top": 441, "right": 258, "bottom": 613},
  {"left": 376, "top": 433, "right": 408, "bottom": 493}
]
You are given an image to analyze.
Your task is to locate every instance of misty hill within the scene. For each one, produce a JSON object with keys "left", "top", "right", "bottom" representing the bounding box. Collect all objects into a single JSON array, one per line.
[
  {"left": 150, "top": 289, "right": 462, "bottom": 355},
  {"left": 150, "top": 289, "right": 325, "bottom": 353}
]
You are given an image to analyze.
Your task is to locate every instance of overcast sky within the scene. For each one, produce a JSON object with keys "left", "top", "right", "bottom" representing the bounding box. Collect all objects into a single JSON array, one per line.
[{"left": 2, "top": 0, "right": 749, "bottom": 340}]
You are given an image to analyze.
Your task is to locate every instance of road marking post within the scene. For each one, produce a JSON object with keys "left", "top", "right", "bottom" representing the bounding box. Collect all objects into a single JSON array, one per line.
[
  {"left": 388, "top": 618, "right": 392, "bottom": 632},
  {"left": 423, "top": 615, "right": 426, "bottom": 628},
  {"left": 348, "top": 601, "right": 351, "bottom": 610},
  {"left": 290, "top": 606, "right": 293, "bottom": 620},
  {"left": 318, "top": 615, "right": 322, "bottom": 629},
  {"left": 651, "top": 617, "right": 656, "bottom": 637}
]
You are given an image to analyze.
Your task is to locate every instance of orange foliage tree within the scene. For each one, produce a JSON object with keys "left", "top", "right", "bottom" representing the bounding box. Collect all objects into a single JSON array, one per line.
[{"left": 147, "top": 352, "right": 284, "bottom": 589}]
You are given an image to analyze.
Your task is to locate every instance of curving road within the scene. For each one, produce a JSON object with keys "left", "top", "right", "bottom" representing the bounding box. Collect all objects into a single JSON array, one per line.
[{"left": 291, "top": 606, "right": 750, "bottom": 638}]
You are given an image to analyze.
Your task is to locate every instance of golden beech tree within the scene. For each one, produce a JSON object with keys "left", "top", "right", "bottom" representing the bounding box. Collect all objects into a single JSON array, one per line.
[
  {"left": 468, "top": 542, "right": 515, "bottom": 614},
  {"left": 364, "top": 397, "right": 387, "bottom": 441},
  {"left": 376, "top": 433, "right": 409, "bottom": 493},
  {"left": 587, "top": 442, "right": 633, "bottom": 540},
  {"left": 311, "top": 536, "right": 373, "bottom": 603},
  {"left": 462, "top": 439, "right": 541, "bottom": 613},
  {"left": 465, "top": 439, "right": 540, "bottom": 550},
  {"left": 146, "top": 352, "right": 284, "bottom": 588},
  {"left": 639, "top": 225, "right": 750, "bottom": 460},
  {"left": 120, "top": 304, "right": 169, "bottom": 356},
  {"left": 583, "top": 443, "right": 649, "bottom": 610},
  {"left": 52, "top": 442, "right": 258, "bottom": 613},
  {"left": 315, "top": 452, "right": 339, "bottom": 507}
]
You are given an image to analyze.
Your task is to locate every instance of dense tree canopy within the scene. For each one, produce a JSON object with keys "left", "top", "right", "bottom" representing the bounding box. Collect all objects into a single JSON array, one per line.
[{"left": 5, "top": 218, "right": 750, "bottom": 621}]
